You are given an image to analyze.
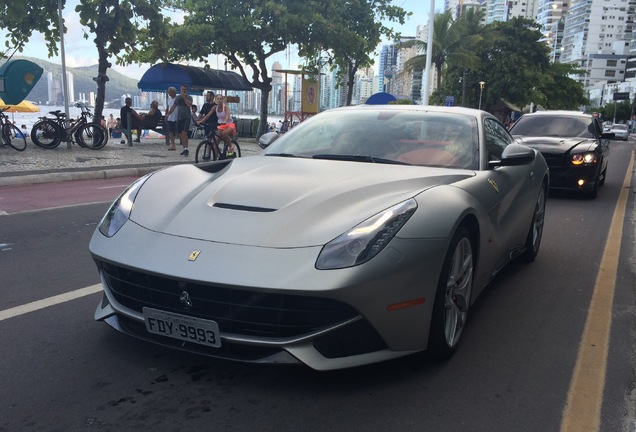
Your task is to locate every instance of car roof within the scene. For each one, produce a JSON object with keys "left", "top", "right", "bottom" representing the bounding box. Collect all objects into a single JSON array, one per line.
[{"left": 520, "top": 110, "right": 592, "bottom": 119}]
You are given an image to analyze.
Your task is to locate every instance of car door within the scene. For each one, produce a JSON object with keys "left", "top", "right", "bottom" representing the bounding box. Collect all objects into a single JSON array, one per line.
[{"left": 480, "top": 117, "right": 537, "bottom": 252}]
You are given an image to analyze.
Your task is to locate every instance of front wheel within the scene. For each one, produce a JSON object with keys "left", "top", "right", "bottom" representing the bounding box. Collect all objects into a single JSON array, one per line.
[
  {"left": 31, "top": 120, "right": 62, "bottom": 149},
  {"left": 3, "top": 123, "right": 27, "bottom": 151},
  {"left": 428, "top": 226, "right": 474, "bottom": 360},
  {"left": 520, "top": 184, "right": 546, "bottom": 262},
  {"left": 75, "top": 123, "right": 107, "bottom": 149},
  {"left": 195, "top": 139, "right": 218, "bottom": 163}
]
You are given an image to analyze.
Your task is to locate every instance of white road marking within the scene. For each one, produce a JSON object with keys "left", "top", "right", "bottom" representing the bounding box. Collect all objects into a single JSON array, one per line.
[{"left": 0, "top": 284, "right": 102, "bottom": 322}]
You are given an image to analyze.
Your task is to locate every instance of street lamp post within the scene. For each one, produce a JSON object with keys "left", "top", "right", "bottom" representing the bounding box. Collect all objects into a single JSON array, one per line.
[{"left": 478, "top": 81, "right": 485, "bottom": 110}]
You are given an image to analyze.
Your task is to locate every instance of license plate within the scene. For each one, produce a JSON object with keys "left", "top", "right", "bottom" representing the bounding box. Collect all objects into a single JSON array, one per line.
[{"left": 142, "top": 307, "right": 221, "bottom": 348}]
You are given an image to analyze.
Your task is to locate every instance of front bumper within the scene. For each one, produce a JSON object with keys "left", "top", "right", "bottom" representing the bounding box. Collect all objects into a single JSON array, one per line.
[{"left": 90, "top": 221, "right": 446, "bottom": 370}]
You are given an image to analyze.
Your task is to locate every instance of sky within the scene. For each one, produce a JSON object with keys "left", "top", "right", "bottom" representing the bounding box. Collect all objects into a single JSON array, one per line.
[{"left": 16, "top": 0, "right": 433, "bottom": 80}]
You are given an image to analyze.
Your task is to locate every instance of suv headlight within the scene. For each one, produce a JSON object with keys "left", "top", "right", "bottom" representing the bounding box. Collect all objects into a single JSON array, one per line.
[
  {"left": 571, "top": 152, "right": 597, "bottom": 165},
  {"left": 316, "top": 199, "right": 417, "bottom": 270},
  {"left": 98, "top": 174, "right": 151, "bottom": 237}
]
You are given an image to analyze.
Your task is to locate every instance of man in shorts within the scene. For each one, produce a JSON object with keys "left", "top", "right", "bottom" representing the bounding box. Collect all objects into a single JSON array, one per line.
[
  {"left": 166, "top": 84, "right": 193, "bottom": 155},
  {"left": 166, "top": 87, "right": 178, "bottom": 150}
]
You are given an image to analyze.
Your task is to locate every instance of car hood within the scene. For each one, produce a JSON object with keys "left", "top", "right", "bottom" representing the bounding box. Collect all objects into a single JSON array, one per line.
[
  {"left": 513, "top": 136, "right": 596, "bottom": 153},
  {"left": 129, "top": 157, "right": 474, "bottom": 248}
]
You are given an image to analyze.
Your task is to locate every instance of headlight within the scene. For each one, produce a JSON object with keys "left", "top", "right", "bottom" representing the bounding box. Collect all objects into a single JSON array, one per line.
[
  {"left": 571, "top": 152, "right": 597, "bottom": 165},
  {"left": 316, "top": 199, "right": 417, "bottom": 270},
  {"left": 98, "top": 174, "right": 151, "bottom": 237}
]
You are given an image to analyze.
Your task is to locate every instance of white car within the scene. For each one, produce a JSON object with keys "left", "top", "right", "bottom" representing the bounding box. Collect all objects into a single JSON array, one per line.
[{"left": 610, "top": 123, "right": 630, "bottom": 140}]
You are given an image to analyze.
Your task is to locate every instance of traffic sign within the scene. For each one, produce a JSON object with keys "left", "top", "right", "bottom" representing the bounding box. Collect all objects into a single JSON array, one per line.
[{"left": 613, "top": 92, "right": 630, "bottom": 101}]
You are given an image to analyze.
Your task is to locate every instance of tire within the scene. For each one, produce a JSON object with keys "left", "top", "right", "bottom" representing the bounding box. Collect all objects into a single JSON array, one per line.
[
  {"left": 520, "top": 184, "right": 546, "bottom": 262},
  {"left": 195, "top": 140, "right": 217, "bottom": 163},
  {"left": 3, "top": 123, "right": 27, "bottom": 151},
  {"left": 599, "top": 166, "right": 607, "bottom": 186},
  {"left": 31, "top": 120, "right": 62, "bottom": 149},
  {"left": 75, "top": 123, "right": 107, "bottom": 149},
  {"left": 428, "top": 226, "right": 474, "bottom": 360}
]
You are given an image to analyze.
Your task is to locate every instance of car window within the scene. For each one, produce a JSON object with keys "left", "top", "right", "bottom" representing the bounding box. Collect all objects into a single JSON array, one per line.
[
  {"left": 510, "top": 115, "right": 595, "bottom": 138},
  {"left": 265, "top": 109, "right": 479, "bottom": 168},
  {"left": 484, "top": 118, "right": 513, "bottom": 161}
]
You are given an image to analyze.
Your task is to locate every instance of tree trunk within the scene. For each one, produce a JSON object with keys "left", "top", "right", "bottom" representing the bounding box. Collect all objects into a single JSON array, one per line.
[{"left": 257, "top": 86, "right": 271, "bottom": 139}]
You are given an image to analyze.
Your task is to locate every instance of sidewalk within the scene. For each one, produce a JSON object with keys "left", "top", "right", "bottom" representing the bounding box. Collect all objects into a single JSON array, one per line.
[{"left": 0, "top": 136, "right": 262, "bottom": 187}]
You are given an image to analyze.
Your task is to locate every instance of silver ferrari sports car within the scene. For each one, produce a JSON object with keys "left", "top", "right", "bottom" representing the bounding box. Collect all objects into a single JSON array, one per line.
[{"left": 91, "top": 105, "right": 549, "bottom": 370}]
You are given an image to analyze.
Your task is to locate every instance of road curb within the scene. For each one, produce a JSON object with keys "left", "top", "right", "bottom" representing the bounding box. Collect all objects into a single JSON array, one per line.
[{"left": 0, "top": 165, "right": 168, "bottom": 187}]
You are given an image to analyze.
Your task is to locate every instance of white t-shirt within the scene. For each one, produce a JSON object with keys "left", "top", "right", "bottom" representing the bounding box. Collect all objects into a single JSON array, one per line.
[{"left": 167, "top": 96, "right": 177, "bottom": 122}]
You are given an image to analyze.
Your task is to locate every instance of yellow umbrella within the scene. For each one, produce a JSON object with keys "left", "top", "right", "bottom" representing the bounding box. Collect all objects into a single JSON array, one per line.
[{"left": 0, "top": 98, "right": 40, "bottom": 113}]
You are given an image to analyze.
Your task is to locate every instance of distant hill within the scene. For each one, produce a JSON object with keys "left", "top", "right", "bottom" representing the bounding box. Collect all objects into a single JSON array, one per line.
[{"left": 12, "top": 56, "right": 141, "bottom": 107}]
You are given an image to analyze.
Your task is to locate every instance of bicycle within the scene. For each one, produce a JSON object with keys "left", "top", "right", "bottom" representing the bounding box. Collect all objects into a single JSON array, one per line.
[
  {"left": 0, "top": 107, "right": 27, "bottom": 151},
  {"left": 194, "top": 126, "right": 241, "bottom": 163},
  {"left": 30, "top": 103, "right": 108, "bottom": 150}
]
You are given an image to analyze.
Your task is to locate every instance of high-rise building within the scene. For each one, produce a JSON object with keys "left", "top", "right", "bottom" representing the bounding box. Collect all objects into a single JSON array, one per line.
[{"left": 560, "top": 0, "right": 634, "bottom": 90}]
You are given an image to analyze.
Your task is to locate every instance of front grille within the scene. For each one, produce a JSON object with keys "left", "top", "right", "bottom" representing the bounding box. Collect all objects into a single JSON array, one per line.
[
  {"left": 542, "top": 153, "right": 568, "bottom": 168},
  {"left": 98, "top": 261, "right": 358, "bottom": 339}
]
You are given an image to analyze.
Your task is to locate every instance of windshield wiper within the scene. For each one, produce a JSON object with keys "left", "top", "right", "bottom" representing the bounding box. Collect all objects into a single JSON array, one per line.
[{"left": 312, "top": 154, "right": 410, "bottom": 165}]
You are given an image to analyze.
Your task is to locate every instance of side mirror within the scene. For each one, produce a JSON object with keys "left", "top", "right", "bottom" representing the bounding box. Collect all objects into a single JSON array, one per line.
[
  {"left": 488, "top": 143, "right": 535, "bottom": 169},
  {"left": 258, "top": 131, "right": 280, "bottom": 149}
]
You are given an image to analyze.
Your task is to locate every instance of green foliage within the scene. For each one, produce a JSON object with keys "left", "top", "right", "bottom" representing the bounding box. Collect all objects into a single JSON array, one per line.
[
  {"left": 0, "top": 0, "right": 61, "bottom": 57},
  {"left": 74, "top": 0, "right": 168, "bottom": 122},
  {"left": 401, "top": 9, "right": 484, "bottom": 104},
  {"left": 535, "top": 62, "right": 588, "bottom": 109},
  {"left": 589, "top": 100, "right": 633, "bottom": 122},
  {"left": 389, "top": 99, "right": 414, "bottom": 105},
  {"left": 298, "top": 0, "right": 409, "bottom": 106},
  {"left": 139, "top": 0, "right": 408, "bottom": 135}
]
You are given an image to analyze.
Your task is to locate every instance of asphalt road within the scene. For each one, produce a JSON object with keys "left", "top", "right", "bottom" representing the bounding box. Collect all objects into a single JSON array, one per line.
[{"left": 0, "top": 141, "right": 635, "bottom": 432}]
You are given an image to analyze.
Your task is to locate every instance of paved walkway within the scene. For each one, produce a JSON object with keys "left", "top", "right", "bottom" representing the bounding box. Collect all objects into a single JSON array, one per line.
[{"left": 0, "top": 136, "right": 262, "bottom": 187}]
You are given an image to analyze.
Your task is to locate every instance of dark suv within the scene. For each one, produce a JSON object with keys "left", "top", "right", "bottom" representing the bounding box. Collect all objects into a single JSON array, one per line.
[{"left": 509, "top": 111, "right": 612, "bottom": 198}]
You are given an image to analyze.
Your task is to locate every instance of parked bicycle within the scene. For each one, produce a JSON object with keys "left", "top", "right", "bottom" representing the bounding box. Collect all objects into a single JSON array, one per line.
[
  {"left": 30, "top": 103, "right": 108, "bottom": 150},
  {"left": 0, "top": 107, "right": 27, "bottom": 152},
  {"left": 194, "top": 127, "right": 241, "bottom": 163}
]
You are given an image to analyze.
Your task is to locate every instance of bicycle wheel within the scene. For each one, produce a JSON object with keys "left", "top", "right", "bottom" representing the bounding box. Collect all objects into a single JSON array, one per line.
[
  {"left": 31, "top": 120, "right": 62, "bottom": 149},
  {"left": 75, "top": 123, "right": 108, "bottom": 149},
  {"left": 195, "top": 139, "right": 218, "bottom": 163},
  {"left": 3, "top": 123, "right": 27, "bottom": 151}
]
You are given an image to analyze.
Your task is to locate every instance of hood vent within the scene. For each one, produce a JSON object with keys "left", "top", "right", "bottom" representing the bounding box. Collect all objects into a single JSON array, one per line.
[{"left": 213, "top": 203, "right": 277, "bottom": 212}]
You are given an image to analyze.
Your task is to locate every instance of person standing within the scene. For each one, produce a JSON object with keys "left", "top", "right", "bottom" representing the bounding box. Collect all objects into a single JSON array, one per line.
[
  {"left": 166, "top": 87, "right": 178, "bottom": 150},
  {"left": 107, "top": 114, "right": 117, "bottom": 137},
  {"left": 166, "top": 84, "right": 193, "bottom": 156}
]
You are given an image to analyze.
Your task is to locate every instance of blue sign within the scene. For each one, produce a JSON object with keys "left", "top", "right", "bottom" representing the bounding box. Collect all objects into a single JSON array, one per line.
[{"left": 445, "top": 96, "right": 455, "bottom": 107}]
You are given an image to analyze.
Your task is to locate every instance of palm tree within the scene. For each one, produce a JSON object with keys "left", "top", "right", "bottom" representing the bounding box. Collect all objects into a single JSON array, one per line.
[{"left": 400, "top": 10, "right": 485, "bottom": 105}]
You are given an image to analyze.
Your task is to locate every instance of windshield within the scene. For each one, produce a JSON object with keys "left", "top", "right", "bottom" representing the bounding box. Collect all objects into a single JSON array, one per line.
[
  {"left": 263, "top": 108, "right": 479, "bottom": 169},
  {"left": 510, "top": 115, "right": 596, "bottom": 138},
  {"left": 612, "top": 124, "right": 628, "bottom": 130}
]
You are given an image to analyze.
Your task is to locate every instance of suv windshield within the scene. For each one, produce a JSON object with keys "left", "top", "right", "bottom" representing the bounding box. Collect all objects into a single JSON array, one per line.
[{"left": 510, "top": 115, "right": 595, "bottom": 138}]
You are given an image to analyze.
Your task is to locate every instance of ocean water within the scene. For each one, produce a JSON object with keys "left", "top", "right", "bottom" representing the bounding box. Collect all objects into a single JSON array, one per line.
[
  {"left": 6, "top": 105, "right": 122, "bottom": 130},
  {"left": 7, "top": 104, "right": 284, "bottom": 135}
]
